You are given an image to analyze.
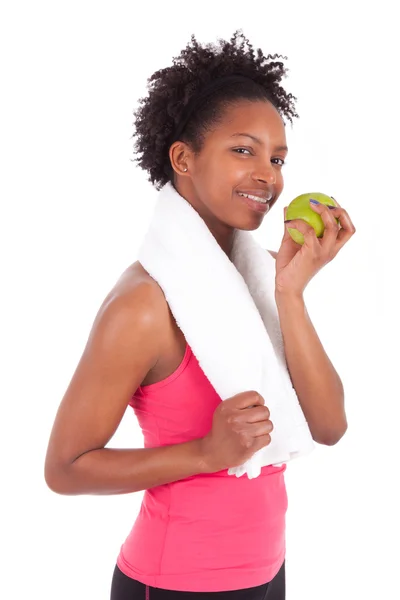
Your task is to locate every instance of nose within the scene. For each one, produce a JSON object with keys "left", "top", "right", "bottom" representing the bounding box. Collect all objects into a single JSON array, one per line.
[{"left": 253, "top": 165, "right": 277, "bottom": 185}]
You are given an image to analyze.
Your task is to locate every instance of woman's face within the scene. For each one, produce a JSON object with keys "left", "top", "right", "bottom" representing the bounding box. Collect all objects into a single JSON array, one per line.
[{"left": 172, "top": 99, "right": 288, "bottom": 238}]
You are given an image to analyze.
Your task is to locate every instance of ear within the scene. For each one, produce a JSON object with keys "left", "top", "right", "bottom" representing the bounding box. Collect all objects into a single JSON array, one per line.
[{"left": 169, "top": 141, "right": 192, "bottom": 176}]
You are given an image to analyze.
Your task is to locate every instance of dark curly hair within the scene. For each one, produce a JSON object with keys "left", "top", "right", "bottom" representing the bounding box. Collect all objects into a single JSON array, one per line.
[{"left": 131, "top": 30, "right": 299, "bottom": 190}]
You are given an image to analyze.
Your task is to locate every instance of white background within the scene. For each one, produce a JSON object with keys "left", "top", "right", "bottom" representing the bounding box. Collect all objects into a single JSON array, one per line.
[{"left": 1, "top": 1, "right": 398, "bottom": 598}]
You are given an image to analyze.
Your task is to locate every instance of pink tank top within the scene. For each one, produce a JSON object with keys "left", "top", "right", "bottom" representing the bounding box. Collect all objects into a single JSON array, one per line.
[{"left": 116, "top": 342, "right": 287, "bottom": 593}]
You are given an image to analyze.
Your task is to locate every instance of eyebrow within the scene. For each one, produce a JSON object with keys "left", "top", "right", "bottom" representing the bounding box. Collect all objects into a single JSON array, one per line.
[{"left": 230, "top": 133, "right": 288, "bottom": 152}]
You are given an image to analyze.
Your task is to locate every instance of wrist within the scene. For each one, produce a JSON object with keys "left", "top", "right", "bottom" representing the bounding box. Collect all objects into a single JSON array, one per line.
[
  {"left": 275, "top": 289, "right": 304, "bottom": 305},
  {"left": 195, "top": 436, "right": 214, "bottom": 474}
]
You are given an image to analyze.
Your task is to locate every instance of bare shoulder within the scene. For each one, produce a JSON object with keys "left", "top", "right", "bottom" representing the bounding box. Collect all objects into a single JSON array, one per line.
[
  {"left": 44, "top": 261, "right": 170, "bottom": 485},
  {"left": 104, "top": 260, "right": 166, "bottom": 305},
  {"left": 93, "top": 260, "right": 173, "bottom": 358}
]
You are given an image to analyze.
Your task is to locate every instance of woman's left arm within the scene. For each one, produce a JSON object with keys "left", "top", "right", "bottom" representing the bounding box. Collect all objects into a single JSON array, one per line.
[
  {"left": 275, "top": 291, "right": 346, "bottom": 446},
  {"left": 270, "top": 196, "right": 356, "bottom": 445}
]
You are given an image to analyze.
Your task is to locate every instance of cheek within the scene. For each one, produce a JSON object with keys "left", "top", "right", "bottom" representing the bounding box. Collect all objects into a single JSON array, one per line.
[{"left": 194, "top": 154, "right": 227, "bottom": 191}]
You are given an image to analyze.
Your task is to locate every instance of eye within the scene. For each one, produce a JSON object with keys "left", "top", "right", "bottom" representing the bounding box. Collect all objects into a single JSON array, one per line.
[
  {"left": 232, "top": 149, "right": 286, "bottom": 167},
  {"left": 233, "top": 147, "right": 252, "bottom": 155}
]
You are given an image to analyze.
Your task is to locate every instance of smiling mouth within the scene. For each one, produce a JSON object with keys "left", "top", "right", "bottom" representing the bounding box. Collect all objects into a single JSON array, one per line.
[
  {"left": 237, "top": 192, "right": 273, "bottom": 204},
  {"left": 237, "top": 192, "right": 272, "bottom": 214}
]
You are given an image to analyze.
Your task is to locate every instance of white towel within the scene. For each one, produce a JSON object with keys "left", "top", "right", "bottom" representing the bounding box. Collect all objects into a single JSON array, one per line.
[{"left": 137, "top": 182, "right": 315, "bottom": 479}]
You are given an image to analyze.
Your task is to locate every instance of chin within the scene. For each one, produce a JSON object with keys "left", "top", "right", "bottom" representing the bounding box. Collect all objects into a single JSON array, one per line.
[
  {"left": 232, "top": 221, "right": 257, "bottom": 231},
  {"left": 234, "top": 213, "right": 267, "bottom": 231}
]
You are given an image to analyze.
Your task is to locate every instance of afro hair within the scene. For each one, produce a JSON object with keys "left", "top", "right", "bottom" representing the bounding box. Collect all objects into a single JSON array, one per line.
[{"left": 131, "top": 30, "right": 299, "bottom": 190}]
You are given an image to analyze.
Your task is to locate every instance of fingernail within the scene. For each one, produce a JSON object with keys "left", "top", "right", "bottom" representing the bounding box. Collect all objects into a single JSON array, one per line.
[
  {"left": 328, "top": 205, "right": 336, "bottom": 209},
  {"left": 310, "top": 199, "right": 320, "bottom": 204},
  {"left": 284, "top": 219, "right": 294, "bottom": 223}
]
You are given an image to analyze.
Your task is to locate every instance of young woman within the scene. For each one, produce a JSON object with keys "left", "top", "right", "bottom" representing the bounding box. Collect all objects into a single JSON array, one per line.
[{"left": 44, "top": 31, "right": 355, "bottom": 599}]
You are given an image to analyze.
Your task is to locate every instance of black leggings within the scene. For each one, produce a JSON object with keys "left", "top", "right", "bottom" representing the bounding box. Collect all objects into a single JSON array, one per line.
[{"left": 110, "top": 560, "right": 285, "bottom": 599}]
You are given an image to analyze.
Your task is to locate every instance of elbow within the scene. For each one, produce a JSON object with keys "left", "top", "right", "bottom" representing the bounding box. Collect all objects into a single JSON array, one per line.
[
  {"left": 45, "top": 478, "right": 64, "bottom": 496},
  {"left": 44, "top": 474, "right": 62, "bottom": 495},
  {"left": 317, "top": 420, "right": 348, "bottom": 446},
  {"left": 44, "top": 462, "right": 74, "bottom": 496},
  {"left": 44, "top": 467, "right": 64, "bottom": 495}
]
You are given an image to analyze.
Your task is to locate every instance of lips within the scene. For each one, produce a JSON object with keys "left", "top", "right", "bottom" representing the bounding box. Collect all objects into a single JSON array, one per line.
[{"left": 237, "top": 189, "right": 274, "bottom": 202}]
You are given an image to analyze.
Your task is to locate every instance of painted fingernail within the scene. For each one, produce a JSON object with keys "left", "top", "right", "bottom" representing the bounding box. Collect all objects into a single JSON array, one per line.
[
  {"left": 328, "top": 205, "right": 336, "bottom": 209},
  {"left": 284, "top": 219, "right": 294, "bottom": 223},
  {"left": 310, "top": 199, "right": 320, "bottom": 204}
]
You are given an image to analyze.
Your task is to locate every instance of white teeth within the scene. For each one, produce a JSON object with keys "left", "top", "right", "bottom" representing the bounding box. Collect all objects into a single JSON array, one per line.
[{"left": 238, "top": 192, "right": 270, "bottom": 204}]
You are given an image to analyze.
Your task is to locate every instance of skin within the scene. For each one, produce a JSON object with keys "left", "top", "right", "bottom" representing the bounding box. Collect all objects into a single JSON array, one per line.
[
  {"left": 169, "top": 99, "right": 288, "bottom": 259},
  {"left": 44, "top": 99, "right": 286, "bottom": 493},
  {"left": 44, "top": 96, "right": 349, "bottom": 497}
]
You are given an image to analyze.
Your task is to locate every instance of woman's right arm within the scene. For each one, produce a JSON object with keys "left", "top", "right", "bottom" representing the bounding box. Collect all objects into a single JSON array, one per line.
[{"left": 44, "top": 279, "right": 210, "bottom": 497}]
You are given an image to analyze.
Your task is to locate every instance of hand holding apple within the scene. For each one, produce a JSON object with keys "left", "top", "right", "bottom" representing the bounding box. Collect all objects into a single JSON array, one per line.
[
  {"left": 274, "top": 193, "right": 356, "bottom": 298},
  {"left": 285, "top": 192, "right": 339, "bottom": 245}
]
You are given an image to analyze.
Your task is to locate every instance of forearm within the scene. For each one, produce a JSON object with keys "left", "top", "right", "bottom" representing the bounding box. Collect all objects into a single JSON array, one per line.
[
  {"left": 47, "top": 439, "right": 210, "bottom": 496},
  {"left": 275, "top": 291, "right": 347, "bottom": 445}
]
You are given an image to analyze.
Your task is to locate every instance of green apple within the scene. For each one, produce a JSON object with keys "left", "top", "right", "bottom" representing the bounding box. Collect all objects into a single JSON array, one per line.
[{"left": 286, "top": 192, "right": 340, "bottom": 245}]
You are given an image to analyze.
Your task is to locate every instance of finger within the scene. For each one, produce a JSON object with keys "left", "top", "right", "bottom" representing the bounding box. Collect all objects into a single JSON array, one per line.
[
  {"left": 245, "top": 409, "right": 273, "bottom": 425},
  {"left": 334, "top": 208, "right": 356, "bottom": 251},
  {"left": 330, "top": 196, "right": 341, "bottom": 207},
  {"left": 309, "top": 199, "right": 340, "bottom": 250},
  {"left": 285, "top": 218, "right": 321, "bottom": 249},
  {"left": 313, "top": 200, "right": 356, "bottom": 252},
  {"left": 282, "top": 207, "right": 299, "bottom": 245}
]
